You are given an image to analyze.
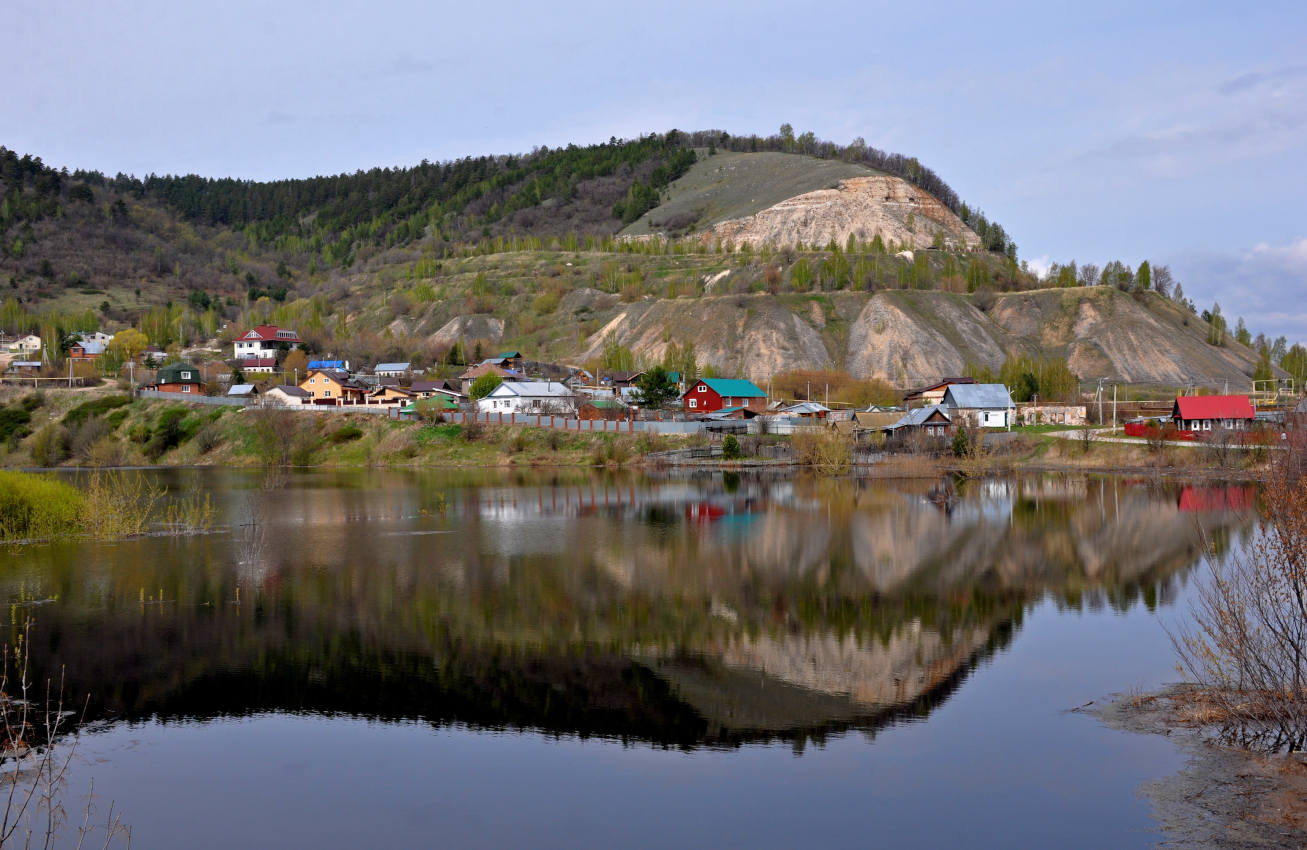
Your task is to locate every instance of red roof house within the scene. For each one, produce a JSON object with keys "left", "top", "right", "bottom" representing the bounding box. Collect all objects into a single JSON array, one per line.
[{"left": 1172, "top": 395, "right": 1255, "bottom": 432}]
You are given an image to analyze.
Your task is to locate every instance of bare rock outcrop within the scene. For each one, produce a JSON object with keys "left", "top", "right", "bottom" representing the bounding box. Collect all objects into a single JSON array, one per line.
[
  {"left": 427, "top": 315, "right": 505, "bottom": 349},
  {"left": 704, "top": 175, "right": 980, "bottom": 250},
  {"left": 846, "top": 292, "right": 1005, "bottom": 384}
]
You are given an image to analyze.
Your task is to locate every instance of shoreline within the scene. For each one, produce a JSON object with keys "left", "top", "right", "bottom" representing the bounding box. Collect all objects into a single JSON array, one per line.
[{"left": 1089, "top": 686, "right": 1307, "bottom": 848}]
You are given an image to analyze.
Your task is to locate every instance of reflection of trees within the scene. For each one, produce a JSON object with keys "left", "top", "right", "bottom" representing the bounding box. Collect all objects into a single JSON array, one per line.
[{"left": 3, "top": 471, "right": 1252, "bottom": 748}]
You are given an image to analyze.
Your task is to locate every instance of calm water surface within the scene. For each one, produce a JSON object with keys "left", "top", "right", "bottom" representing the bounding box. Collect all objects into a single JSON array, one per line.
[{"left": 2, "top": 469, "right": 1255, "bottom": 848}]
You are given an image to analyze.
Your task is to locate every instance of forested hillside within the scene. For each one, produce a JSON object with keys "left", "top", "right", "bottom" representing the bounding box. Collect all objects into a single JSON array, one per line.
[{"left": 1, "top": 129, "right": 1301, "bottom": 392}]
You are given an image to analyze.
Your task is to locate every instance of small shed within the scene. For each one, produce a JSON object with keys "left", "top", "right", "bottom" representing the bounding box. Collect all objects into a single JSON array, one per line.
[
  {"left": 265, "top": 385, "right": 311, "bottom": 406},
  {"left": 578, "top": 398, "right": 630, "bottom": 421},
  {"left": 227, "top": 384, "right": 259, "bottom": 398},
  {"left": 374, "top": 362, "right": 412, "bottom": 378}
]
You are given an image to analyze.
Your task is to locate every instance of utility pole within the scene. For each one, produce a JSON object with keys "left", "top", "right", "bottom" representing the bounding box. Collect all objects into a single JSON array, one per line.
[
  {"left": 1112, "top": 384, "right": 1117, "bottom": 429},
  {"left": 128, "top": 360, "right": 135, "bottom": 395},
  {"left": 68, "top": 356, "right": 72, "bottom": 388}
]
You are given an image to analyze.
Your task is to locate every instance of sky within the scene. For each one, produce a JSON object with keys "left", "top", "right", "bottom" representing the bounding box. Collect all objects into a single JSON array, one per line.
[{"left": 4, "top": 0, "right": 1305, "bottom": 344}]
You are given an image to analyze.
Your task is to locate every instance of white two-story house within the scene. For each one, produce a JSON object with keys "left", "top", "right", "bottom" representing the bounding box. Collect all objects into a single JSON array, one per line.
[{"left": 233, "top": 325, "right": 302, "bottom": 361}]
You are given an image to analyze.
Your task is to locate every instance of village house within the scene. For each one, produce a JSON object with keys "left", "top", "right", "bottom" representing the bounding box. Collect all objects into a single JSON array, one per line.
[
  {"left": 477, "top": 381, "right": 577, "bottom": 415},
  {"left": 941, "top": 383, "right": 1016, "bottom": 428},
  {"left": 7, "top": 334, "right": 42, "bottom": 355},
  {"left": 138, "top": 345, "right": 165, "bottom": 366},
  {"left": 67, "top": 339, "right": 106, "bottom": 360},
  {"left": 780, "top": 401, "right": 831, "bottom": 419},
  {"left": 299, "top": 368, "right": 368, "bottom": 405},
  {"left": 1172, "top": 395, "right": 1256, "bottom": 433},
  {"left": 238, "top": 357, "right": 277, "bottom": 375},
  {"left": 233, "top": 325, "right": 301, "bottom": 361},
  {"left": 373, "top": 362, "right": 411, "bottom": 378},
  {"left": 76, "top": 331, "right": 114, "bottom": 347},
  {"left": 369, "top": 385, "right": 414, "bottom": 405},
  {"left": 1017, "top": 404, "right": 1087, "bottom": 427},
  {"left": 885, "top": 404, "right": 954, "bottom": 437},
  {"left": 459, "top": 362, "right": 517, "bottom": 395},
  {"left": 903, "top": 377, "right": 975, "bottom": 407},
  {"left": 227, "top": 384, "right": 259, "bottom": 400},
  {"left": 682, "top": 378, "right": 769, "bottom": 414},
  {"left": 600, "top": 370, "right": 645, "bottom": 391},
  {"left": 5, "top": 361, "right": 42, "bottom": 378},
  {"left": 410, "top": 379, "right": 465, "bottom": 401},
  {"left": 264, "top": 385, "right": 311, "bottom": 407},
  {"left": 153, "top": 362, "right": 205, "bottom": 394},
  {"left": 578, "top": 398, "right": 630, "bottom": 421},
  {"left": 486, "top": 351, "right": 524, "bottom": 372}
]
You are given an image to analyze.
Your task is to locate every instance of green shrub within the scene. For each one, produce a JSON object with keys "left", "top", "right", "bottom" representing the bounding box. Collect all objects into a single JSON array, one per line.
[
  {"left": 722, "top": 434, "right": 742, "bottom": 460},
  {"left": 29, "top": 424, "right": 70, "bottom": 467},
  {"left": 145, "top": 408, "right": 187, "bottom": 460},
  {"left": 0, "top": 470, "right": 85, "bottom": 540},
  {"left": 62, "top": 395, "right": 132, "bottom": 429},
  {"left": 105, "top": 409, "right": 130, "bottom": 430},
  {"left": 329, "top": 424, "right": 364, "bottom": 444},
  {"left": 0, "top": 405, "right": 33, "bottom": 442}
]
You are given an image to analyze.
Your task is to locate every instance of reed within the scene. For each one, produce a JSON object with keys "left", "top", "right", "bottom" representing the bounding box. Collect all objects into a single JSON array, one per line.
[{"left": 0, "top": 471, "right": 84, "bottom": 541}]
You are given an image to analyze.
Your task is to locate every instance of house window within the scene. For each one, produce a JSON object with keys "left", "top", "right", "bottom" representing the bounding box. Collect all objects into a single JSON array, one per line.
[
  {"left": 181, "top": 371, "right": 192, "bottom": 380},
  {"left": 1203, "top": 421, "right": 1211, "bottom": 430},
  {"left": 182, "top": 385, "right": 191, "bottom": 393},
  {"left": 325, "top": 390, "right": 332, "bottom": 398},
  {"left": 688, "top": 398, "right": 697, "bottom": 409},
  {"left": 697, "top": 385, "right": 706, "bottom": 392}
]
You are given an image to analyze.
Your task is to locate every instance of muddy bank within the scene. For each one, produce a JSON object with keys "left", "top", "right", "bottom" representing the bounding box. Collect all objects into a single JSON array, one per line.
[{"left": 1088, "top": 686, "right": 1307, "bottom": 848}]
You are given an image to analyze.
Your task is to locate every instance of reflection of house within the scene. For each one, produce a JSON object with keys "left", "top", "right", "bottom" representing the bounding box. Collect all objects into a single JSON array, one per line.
[
  {"left": 300, "top": 369, "right": 368, "bottom": 405},
  {"left": 683, "top": 379, "right": 768, "bottom": 414},
  {"left": 903, "top": 377, "right": 974, "bottom": 406},
  {"left": 477, "top": 381, "right": 577, "bottom": 414},
  {"left": 1172, "top": 395, "right": 1255, "bottom": 432},
  {"left": 154, "top": 362, "right": 204, "bottom": 394},
  {"left": 941, "top": 384, "right": 1015, "bottom": 428},
  {"left": 265, "top": 385, "right": 311, "bottom": 406},
  {"left": 1178, "top": 485, "right": 1255, "bottom": 513}
]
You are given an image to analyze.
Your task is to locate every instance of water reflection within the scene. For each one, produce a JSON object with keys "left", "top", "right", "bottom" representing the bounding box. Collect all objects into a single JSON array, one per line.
[{"left": 1, "top": 470, "right": 1252, "bottom": 749}]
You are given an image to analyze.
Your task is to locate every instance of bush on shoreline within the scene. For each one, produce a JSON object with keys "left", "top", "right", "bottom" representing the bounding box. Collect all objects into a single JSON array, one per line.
[{"left": 0, "top": 470, "right": 84, "bottom": 541}]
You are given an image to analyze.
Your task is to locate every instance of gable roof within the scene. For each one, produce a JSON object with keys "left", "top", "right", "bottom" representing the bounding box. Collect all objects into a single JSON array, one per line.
[
  {"left": 886, "top": 404, "right": 953, "bottom": 431},
  {"left": 942, "top": 383, "right": 1014, "bottom": 410},
  {"left": 71, "top": 340, "right": 106, "bottom": 355},
  {"left": 487, "top": 381, "right": 575, "bottom": 398},
  {"left": 227, "top": 384, "right": 257, "bottom": 396},
  {"left": 1173, "top": 395, "right": 1255, "bottom": 421},
  {"left": 1296, "top": 397, "right": 1307, "bottom": 415},
  {"left": 241, "top": 325, "right": 301, "bottom": 342},
  {"left": 904, "top": 377, "right": 975, "bottom": 399},
  {"left": 496, "top": 351, "right": 523, "bottom": 359},
  {"left": 267, "top": 385, "right": 310, "bottom": 398},
  {"left": 156, "top": 362, "right": 202, "bottom": 383},
  {"left": 374, "top": 362, "right": 411, "bottom": 372},
  {"left": 692, "top": 378, "right": 767, "bottom": 398},
  {"left": 460, "top": 362, "right": 513, "bottom": 380},
  {"left": 308, "top": 359, "right": 346, "bottom": 370},
  {"left": 782, "top": 402, "right": 831, "bottom": 415}
]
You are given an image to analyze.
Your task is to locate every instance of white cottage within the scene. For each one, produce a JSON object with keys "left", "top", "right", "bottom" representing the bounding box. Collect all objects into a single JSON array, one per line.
[
  {"left": 477, "top": 381, "right": 577, "bottom": 415},
  {"left": 941, "top": 383, "right": 1016, "bottom": 428}
]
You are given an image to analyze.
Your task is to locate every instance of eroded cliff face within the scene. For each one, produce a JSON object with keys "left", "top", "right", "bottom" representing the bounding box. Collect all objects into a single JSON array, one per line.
[
  {"left": 574, "top": 287, "right": 1267, "bottom": 389},
  {"left": 703, "top": 175, "right": 981, "bottom": 250}
]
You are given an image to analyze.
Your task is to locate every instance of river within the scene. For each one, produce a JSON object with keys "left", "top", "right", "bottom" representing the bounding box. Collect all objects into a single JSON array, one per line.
[{"left": 0, "top": 468, "right": 1255, "bottom": 848}]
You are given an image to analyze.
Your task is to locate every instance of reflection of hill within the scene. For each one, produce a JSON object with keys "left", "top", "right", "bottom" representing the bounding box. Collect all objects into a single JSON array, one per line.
[{"left": 4, "top": 471, "right": 1250, "bottom": 748}]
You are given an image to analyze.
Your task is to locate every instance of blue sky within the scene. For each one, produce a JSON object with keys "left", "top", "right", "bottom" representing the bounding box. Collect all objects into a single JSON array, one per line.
[{"left": 5, "top": 0, "right": 1304, "bottom": 344}]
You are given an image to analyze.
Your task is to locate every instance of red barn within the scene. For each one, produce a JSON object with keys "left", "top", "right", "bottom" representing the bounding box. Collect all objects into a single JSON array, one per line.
[
  {"left": 682, "top": 378, "right": 768, "bottom": 414},
  {"left": 1171, "top": 395, "right": 1255, "bottom": 433}
]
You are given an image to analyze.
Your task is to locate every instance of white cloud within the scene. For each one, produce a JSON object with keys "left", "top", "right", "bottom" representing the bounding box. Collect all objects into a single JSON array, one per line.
[
  {"left": 1175, "top": 237, "right": 1307, "bottom": 347},
  {"left": 1024, "top": 255, "right": 1053, "bottom": 279}
]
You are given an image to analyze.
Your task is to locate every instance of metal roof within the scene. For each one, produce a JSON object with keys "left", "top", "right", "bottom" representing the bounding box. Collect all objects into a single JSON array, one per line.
[
  {"left": 693, "top": 378, "right": 767, "bottom": 398},
  {"left": 488, "top": 381, "right": 575, "bottom": 398},
  {"left": 782, "top": 402, "right": 831, "bottom": 415},
  {"left": 1174, "top": 395, "right": 1255, "bottom": 420},
  {"left": 942, "top": 384, "right": 1014, "bottom": 410},
  {"left": 374, "top": 362, "right": 411, "bottom": 372},
  {"left": 886, "top": 404, "right": 952, "bottom": 430},
  {"left": 227, "top": 384, "right": 257, "bottom": 396}
]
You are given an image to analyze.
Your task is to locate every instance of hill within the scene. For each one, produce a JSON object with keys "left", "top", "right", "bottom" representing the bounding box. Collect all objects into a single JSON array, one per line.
[
  {"left": 622, "top": 151, "right": 980, "bottom": 251},
  {"left": 0, "top": 132, "right": 1292, "bottom": 393}
]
